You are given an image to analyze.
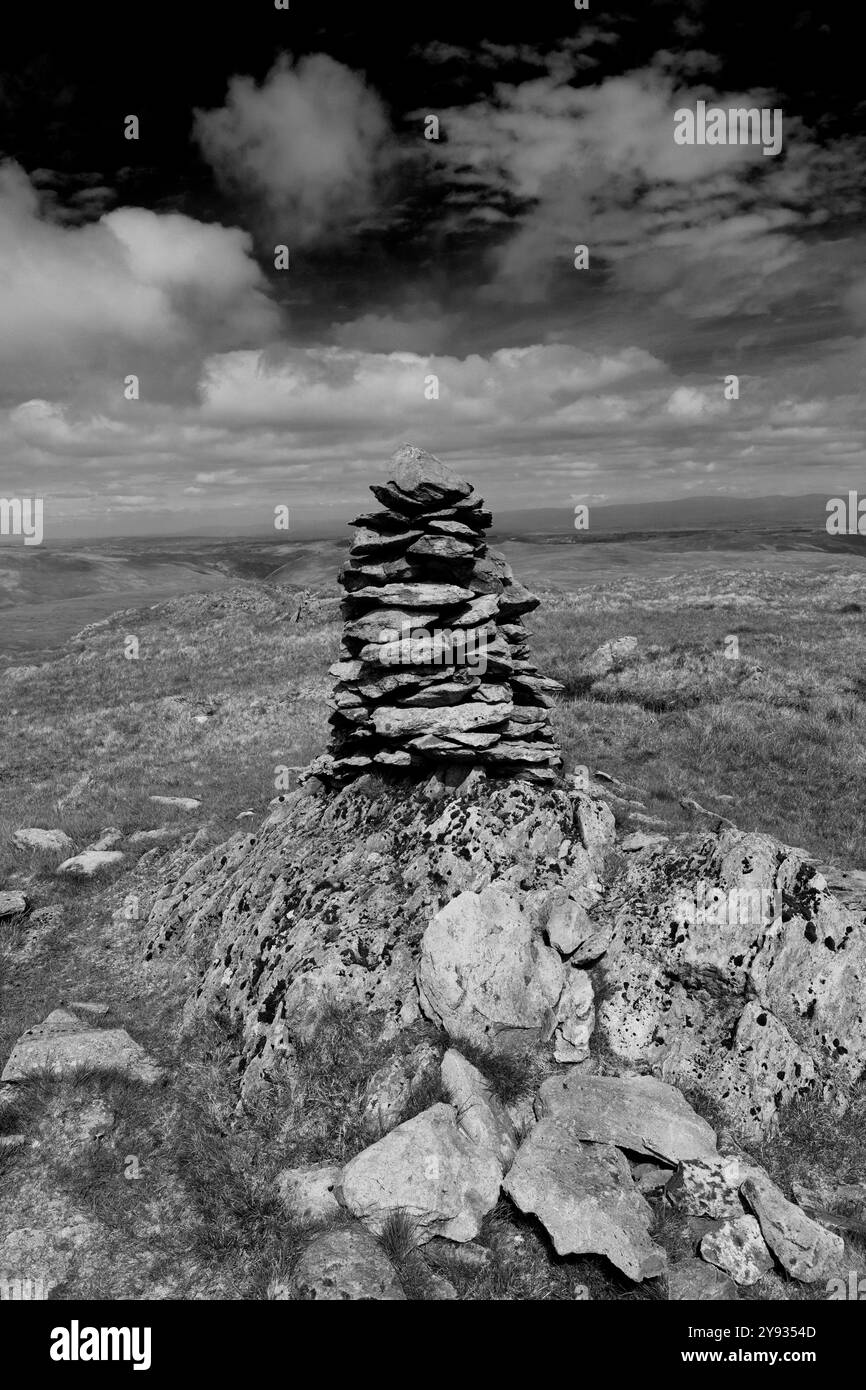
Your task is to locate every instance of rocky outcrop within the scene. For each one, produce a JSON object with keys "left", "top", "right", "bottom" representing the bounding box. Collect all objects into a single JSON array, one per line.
[
  {"left": 594, "top": 826, "right": 866, "bottom": 1138},
  {"left": 146, "top": 775, "right": 612, "bottom": 1096},
  {"left": 310, "top": 444, "right": 563, "bottom": 785}
]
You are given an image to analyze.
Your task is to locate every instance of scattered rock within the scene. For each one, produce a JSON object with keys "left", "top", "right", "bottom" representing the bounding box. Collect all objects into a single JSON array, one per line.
[
  {"left": 583, "top": 637, "right": 638, "bottom": 678},
  {"left": 536, "top": 1072, "right": 718, "bottom": 1165},
  {"left": 0, "top": 891, "right": 28, "bottom": 919},
  {"left": 337, "top": 1103, "right": 502, "bottom": 1243},
  {"left": 56, "top": 850, "right": 125, "bottom": 878},
  {"left": 440, "top": 1048, "right": 518, "bottom": 1170},
  {"left": 149, "top": 796, "right": 201, "bottom": 811},
  {"left": 620, "top": 832, "right": 668, "bottom": 853},
  {"left": 360, "top": 1042, "right": 441, "bottom": 1137},
  {"left": 67, "top": 1001, "right": 110, "bottom": 1019},
  {"left": 289, "top": 1229, "right": 405, "bottom": 1301},
  {"left": 12, "top": 829, "right": 74, "bottom": 855},
  {"left": 504, "top": 1124, "right": 666, "bottom": 1281},
  {"left": 128, "top": 828, "right": 180, "bottom": 845},
  {"left": 668, "top": 1156, "right": 759, "bottom": 1220},
  {"left": 85, "top": 828, "right": 124, "bottom": 852},
  {"left": 742, "top": 1172, "right": 846, "bottom": 1283},
  {"left": 700, "top": 1216, "right": 774, "bottom": 1286},
  {"left": 1, "top": 1009, "right": 163, "bottom": 1085},
  {"left": 276, "top": 1164, "right": 342, "bottom": 1223},
  {"left": 425, "top": 1237, "right": 493, "bottom": 1274}
]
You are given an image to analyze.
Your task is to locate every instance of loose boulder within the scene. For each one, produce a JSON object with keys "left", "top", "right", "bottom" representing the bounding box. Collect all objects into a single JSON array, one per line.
[
  {"left": 504, "top": 1123, "right": 666, "bottom": 1281},
  {"left": 536, "top": 1072, "right": 718, "bottom": 1165},
  {"left": 337, "top": 1102, "right": 502, "bottom": 1243}
]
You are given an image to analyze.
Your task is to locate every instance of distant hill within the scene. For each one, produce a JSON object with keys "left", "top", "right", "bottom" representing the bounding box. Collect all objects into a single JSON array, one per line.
[{"left": 491, "top": 493, "right": 840, "bottom": 537}]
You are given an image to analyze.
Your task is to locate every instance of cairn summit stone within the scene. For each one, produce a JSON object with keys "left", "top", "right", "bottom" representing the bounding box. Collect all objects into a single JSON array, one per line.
[
  {"left": 393, "top": 444, "right": 473, "bottom": 503},
  {"left": 318, "top": 443, "right": 564, "bottom": 785}
]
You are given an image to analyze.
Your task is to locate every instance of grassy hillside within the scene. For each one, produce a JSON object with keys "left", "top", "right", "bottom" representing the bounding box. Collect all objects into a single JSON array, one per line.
[{"left": 1, "top": 558, "right": 864, "bottom": 1298}]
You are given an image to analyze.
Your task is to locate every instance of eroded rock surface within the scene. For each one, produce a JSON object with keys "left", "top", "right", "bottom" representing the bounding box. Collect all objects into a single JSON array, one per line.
[{"left": 146, "top": 776, "right": 612, "bottom": 1095}]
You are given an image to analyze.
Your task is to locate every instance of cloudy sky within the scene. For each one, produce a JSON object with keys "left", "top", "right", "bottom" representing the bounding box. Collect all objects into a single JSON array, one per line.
[{"left": 1, "top": 0, "right": 864, "bottom": 536}]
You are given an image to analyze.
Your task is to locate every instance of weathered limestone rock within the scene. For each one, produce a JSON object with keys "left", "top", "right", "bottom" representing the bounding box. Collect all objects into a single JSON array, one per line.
[
  {"left": 594, "top": 826, "right": 863, "bottom": 1138},
  {"left": 290, "top": 1229, "right": 405, "bottom": 1300},
  {"left": 337, "top": 1103, "right": 503, "bottom": 1243},
  {"left": 440, "top": 1048, "right": 518, "bottom": 1170},
  {"left": 417, "top": 886, "right": 565, "bottom": 1053},
  {"left": 667, "top": 1156, "right": 759, "bottom": 1220},
  {"left": 700, "top": 1216, "right": 774, "bottom": 1286},
  {"left": 360, "top": 1041, "right": 441, "bottom": 1138},
  {"left": 536, "top": 1072, "right": 718, "bottom": 1165},
  {"left": 12, "top": 828, "right": 74, "bottom": 855},
  {"left": 535, "top": 887, "right": 610, "bottom": 962},
  {"left": 504, "top": 1123, "right": 666, "bottom": 1281},
  {"left": 553, "top": 970, "right": 595, "bottom": 1063},
  {"left": 56, "top": 850, "right": 125, "bottom": 878},
  {"left": 1, "top": 1009, "right": 163, "bottom": 1084},
  {"left": 146, "top": 776, "right": 613, "bottom": 1097},
  {"left": 741, "top": 1172, "right": 846, "bottom": 1283},
  {"left": 583, "top": 636, "right": 638, "bottom": 678},
  {"left": 84, "top": 828, "right": 123, "bottom": 852},
  {"left": 0, "top": 891, "right": 28, "bottom": 919},
  {"left": 275, "top": 1164, "right": 342, "bottom": 1223}
]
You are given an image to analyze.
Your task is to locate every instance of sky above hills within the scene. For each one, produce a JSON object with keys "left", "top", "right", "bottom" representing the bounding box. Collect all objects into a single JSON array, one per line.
[{"left": 0, "top": 0, "right": 864, "bottom": 537}]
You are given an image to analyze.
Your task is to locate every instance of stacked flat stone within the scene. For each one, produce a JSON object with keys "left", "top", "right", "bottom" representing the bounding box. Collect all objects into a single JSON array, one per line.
[{"left": 319, "top": 444, "right": 563, "bottom": 785}]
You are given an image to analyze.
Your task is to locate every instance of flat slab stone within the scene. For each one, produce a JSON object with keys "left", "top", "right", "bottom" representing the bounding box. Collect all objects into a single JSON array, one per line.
[
  {"left": 350, "top": 583, "right": 474, "bottom": 607},
  {"left": 537, "top": 1072, "right": 718, "bottom": 1165},
  {"left": 56, "top": 851, "right": 125, "bottom": 878},
  {"left": 373, "top": 701, "right": 512, "bottom": 739},
  {"left": 407, "top": 535, "right": 477, "bottom": 561},
  {"left": 12, "top": 828, "right": 74, "bottom": 854},
  {"left": 2, "top": 1011, "right": 163, "bottom": 1084},
  {"left": 742, "top": 1171, "right": 846, "bottom": 1283},
  {"left": 504, "top": 1124, "right": 666, "bottom": 1281}
]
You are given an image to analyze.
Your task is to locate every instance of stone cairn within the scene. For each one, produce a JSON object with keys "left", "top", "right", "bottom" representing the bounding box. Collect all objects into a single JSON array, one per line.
[{"left": 310, "top": 444, "right": 564, "bottom": 786}]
